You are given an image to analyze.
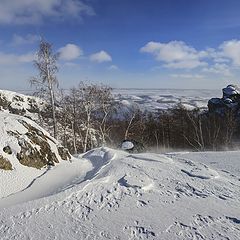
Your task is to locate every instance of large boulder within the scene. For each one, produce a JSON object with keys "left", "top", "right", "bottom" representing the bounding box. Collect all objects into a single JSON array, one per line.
[
  {"left": 208, "top": 98, "right": 224, "bottom": 112},
  {"left": 0, "top": 112, "right": 71, "bottom": 170},
  {"left": 208, "top": 84, "right": 240, "bottom": 115},
  {"left": 121, "top": 140, "right": 134, "bottom": 151},
  {"left": 222, "top": 84, "right": 240, "bottom": 99},
  {"left": 121, "top": 139, "right": 145, "bottom": 153}
]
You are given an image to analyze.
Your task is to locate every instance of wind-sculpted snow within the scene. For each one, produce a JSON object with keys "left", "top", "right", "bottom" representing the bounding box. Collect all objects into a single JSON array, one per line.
[{"left": 0, "top": 148, "right": 240, "bottom": 239}]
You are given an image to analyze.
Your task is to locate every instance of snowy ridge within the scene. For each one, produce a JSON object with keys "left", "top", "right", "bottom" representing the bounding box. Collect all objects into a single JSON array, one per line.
[
  {"left": 0, "top": 148, "right": 239, "bottom": 239},
  {"left": 0, "top": 89, "right": 45, "bottom": 110},
  {"left": 0, "top": 89, "right": 45, "bottom": 120}
]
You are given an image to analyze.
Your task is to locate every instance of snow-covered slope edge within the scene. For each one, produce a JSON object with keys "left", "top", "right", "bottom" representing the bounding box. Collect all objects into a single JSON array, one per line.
[
  {"left": 0, "top": 112, "right": 71, "bottom": 198},
  {"left": 0, "top": 148, "right": 239, "bottom": 239},
  {"left": 0, "top": 89, "right": 45, "bottom": 119}
]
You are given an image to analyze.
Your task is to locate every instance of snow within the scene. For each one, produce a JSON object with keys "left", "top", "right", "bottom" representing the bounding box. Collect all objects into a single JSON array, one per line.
[
  {"left": 0, "top": 147, "right": 239, "bottom": 239},
  {"left": 114, "top": 88, "right": 219, "bottom": 112},
  {"left": 0, "top": 166, "right": 43, "bottom": 199},
  {"left": 0, "top": 157, "right": 91, "bottom": 208},
  {"left": 0, "top": 88, "right": 239, "bottom": 238},
  {"left": 0, "top": 89, "right": 46, "bottom": 123},
  {"left": 0, "top": 88, "right": 218, "bottom": 115},
  {"left": 222, "top": 85, "right": 240, "bottom": 97},
  {"left": 0, "top": 89, "right": 45, "bottom": 111}
]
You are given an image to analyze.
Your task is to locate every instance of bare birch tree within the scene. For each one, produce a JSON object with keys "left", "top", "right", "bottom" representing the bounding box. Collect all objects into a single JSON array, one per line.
[
  {"left": 123, "top": 103, "right": 141, "bottom": 140},
  {"left": 30, "top": 39, "right": 59, "bottom": 139},
  {"left": 76, "top": 82, "right": 102, "bottom": 152},
  {"left": 183, "top": 111, "right": 205, "bottom": 151},
  {"left": 97, "top": 86, "right": 114, "bottom": 144}
]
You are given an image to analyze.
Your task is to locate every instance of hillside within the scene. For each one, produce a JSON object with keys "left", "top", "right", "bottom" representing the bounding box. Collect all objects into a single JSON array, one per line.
[{"left": 0, "top": 148, "right": 239, "bottom": 239}]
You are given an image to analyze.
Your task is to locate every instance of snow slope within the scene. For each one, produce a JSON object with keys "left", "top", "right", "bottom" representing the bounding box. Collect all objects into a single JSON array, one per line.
[{"left": 0, "top": 148, "right": 239, "bottom": 239}]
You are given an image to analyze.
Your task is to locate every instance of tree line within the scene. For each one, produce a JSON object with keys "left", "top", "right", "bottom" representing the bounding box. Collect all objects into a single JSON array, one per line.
[{"left": 39, "top": 91, "right": 240, "bottom": 153}]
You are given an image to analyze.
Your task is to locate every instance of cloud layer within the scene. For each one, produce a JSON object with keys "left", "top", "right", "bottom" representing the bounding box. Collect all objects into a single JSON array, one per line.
[
  {"left": 220, "top": 40, "right": 240, "bottom": 66},
  {"left": 140, "top": 39, "right": 240, "bottom": 80},
  {"left": 0, "top": 52, "right": 35, "bottom": 65},
  {"left": 0, "top": 0, "right": 94, "bottom": 25},
  {"left": 11, "top": 34, "right": 39, "bottom": 46}
]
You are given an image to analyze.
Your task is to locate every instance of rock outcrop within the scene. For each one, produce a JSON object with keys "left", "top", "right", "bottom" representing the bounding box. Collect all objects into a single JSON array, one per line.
[
  {"left": 208, "top": 84, "right": 240, "bottom": 115},
  {"left": 0, "top": 90, "right": 45, "bottom": 120},
  {"left": 0, "top": 112, "right": 71, "bottom": 170}
]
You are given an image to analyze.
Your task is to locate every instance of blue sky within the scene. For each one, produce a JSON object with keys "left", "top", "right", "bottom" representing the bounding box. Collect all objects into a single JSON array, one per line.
[{"left": 1, "top": 0, "right": 240, "bottom": 90}]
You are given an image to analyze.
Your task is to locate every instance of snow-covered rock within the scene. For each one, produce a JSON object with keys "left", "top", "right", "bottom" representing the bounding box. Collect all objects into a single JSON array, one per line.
[
  {"left": 0, "top": 111, "right": 72, "bottom": 198},
  {"left": 121, "top": 139, "right": 145, "bottom": 153},
  {"left": 0, "top": 89, "right": 45, "bottom": 120},
  {"left": 121, "top": 140, "right": 134, "bottom": 150},
  {"left": 0, "top": 112, "right": 71, "bottom": 171},
  {"left": 222, "top": 84, "right": 240, "bottom": 98},
  {"left": 208, "top": 84, "right": 240, "bottom": 114}
]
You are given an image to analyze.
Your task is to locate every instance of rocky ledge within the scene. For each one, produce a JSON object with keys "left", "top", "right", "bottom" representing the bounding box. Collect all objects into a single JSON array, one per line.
[{"left": 0, "top": 112, "right": 71, "bottom": 170}]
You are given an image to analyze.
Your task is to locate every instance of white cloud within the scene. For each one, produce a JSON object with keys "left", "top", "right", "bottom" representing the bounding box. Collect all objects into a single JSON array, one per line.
[
  {"left": 171, "top": 73, "right": 204, "bottom": 79},
  {"left": 0, "top": 0, "right": 94, "bottom": 25},
  {"left": 140, "top": 39, "right": 240, "bottom": 81},
  {"left": 0, "top": 52, "right": 35, "bottom": 65},
  {"left": 140, "top": 41, "right": 207, "bottom": 69},
  {"left": 90, "top": 50, "right": 112, "bottom": 63},
  {"left": 203, "top": 47, "right": 227, "bottom": 63},
  {"left": 141, "top": 41, "right": 196, "bottom": 62},
  {"left": 11, "top": 34, "right": 39, "bottom": 46},
  {"left": 202, "top": 63, "right": 232, "bottom": 76},
  {"left": 220, "top": 40, "right": 240, "bottom": 66},
  {"left": 108, "top": 65, "right": 119, "bottom": 70},
  {"left": 164, "top": 60, "right": 207, "bottom": 69},
  {"left": 59, "top": 44, "right": 83, "bottom": 61}
]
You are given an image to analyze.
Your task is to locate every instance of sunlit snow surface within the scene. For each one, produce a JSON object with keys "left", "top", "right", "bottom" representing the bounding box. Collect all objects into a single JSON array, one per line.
[
  {"left": 113, "top": 88, "right": 220, "bottom": 111},
  {"left": 0, "top": 148, "right": 239, "bottom": 239}
]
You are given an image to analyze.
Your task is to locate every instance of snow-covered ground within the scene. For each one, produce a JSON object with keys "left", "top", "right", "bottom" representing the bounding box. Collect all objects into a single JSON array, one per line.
[
  {"left": 114, "top": 88, "right": 220, "bottom": 111},
  {"left": 0, "top": 147, "right": 239, "bottom": 239}
]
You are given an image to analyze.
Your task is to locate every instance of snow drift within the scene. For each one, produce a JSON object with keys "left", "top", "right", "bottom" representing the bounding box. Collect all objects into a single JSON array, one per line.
[{"left": 0, "top": 147, "right": 239, "bottom": 239}]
